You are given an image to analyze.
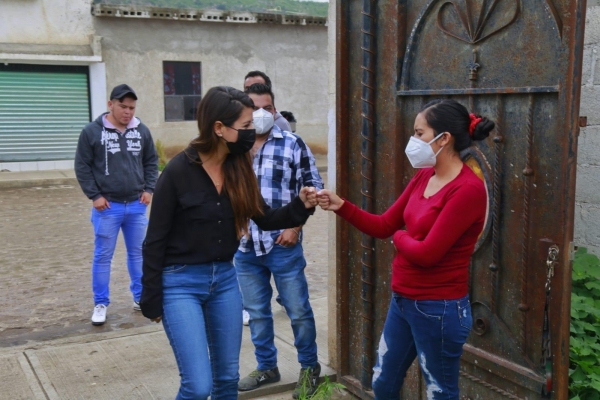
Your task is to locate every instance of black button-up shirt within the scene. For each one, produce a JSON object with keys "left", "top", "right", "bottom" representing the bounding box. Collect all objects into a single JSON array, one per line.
[{"left": 140, "top": 147, "right": 314, "bottom": 318}]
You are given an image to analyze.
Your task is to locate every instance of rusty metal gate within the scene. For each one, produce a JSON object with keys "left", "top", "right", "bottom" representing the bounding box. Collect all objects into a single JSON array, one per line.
[{"left": 335, "top": 0, "right": 586, "bottom": 398}]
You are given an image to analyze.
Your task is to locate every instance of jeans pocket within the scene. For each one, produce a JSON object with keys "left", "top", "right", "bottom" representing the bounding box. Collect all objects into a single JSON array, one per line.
[
  {"left": 414, "top": 300, "right": 445, "bottom": 319},
  {"left": 163, "top": 264, "right": 187, "bottom": 274},
  {"left": 92, "top": 211, "right": 112, "bottom": 239},
  {"left": 457, "top": 300, "right": 473, "bottom": 330}
]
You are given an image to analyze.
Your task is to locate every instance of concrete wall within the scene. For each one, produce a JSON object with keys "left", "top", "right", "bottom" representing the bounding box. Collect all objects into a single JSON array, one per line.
[
  {"left": 574, "top": 4, "right": 600, "bottom": 254},
  {"left": 0, "top": 0, "right": 328, "bottom": 167},
  {"left": 0, "top": 0, "right": 94, "bottom": 46},
  {"left": 575, "top": 4, "right": 600, "bottom": 256},
  {"left": 93, "top": 17, "right": 329, "bottom": 156},
  {"left": 0, "top": 0, "right": 103, "bottom": 172}
]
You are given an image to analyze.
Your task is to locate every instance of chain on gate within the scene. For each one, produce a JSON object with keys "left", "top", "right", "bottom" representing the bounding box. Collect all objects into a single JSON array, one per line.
[{"left": 541, "top": 245, "right": 559, "bottom": 398}]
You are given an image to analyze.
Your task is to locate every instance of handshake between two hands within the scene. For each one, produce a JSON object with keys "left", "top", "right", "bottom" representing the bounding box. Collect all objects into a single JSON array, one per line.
[{"left": 299, "top": 187, "right": 344, "bottom": 211}]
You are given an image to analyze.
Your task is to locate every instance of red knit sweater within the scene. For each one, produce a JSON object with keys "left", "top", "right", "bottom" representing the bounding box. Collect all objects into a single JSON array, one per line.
[{"left": 335, "top": 164, "right": 486, "bottom": 300}]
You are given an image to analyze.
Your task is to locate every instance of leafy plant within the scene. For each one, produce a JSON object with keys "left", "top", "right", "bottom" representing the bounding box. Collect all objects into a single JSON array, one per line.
[
  {"left": 155, "top": 139, "right": 167, "bottom": 171},
  {"left": 298, "top": 375, "right": 346, "bottom": 400},
  {"left": 570, "top": 247, "right": 600, "bottom": 399}
]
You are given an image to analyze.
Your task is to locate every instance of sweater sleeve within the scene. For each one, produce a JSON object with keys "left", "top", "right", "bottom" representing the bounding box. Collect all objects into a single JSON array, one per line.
[
  {"left": 74, "top": 127, "right": 102, "bottom": 201},
  {"left": 392, "top": 181, "right": 486, "bottom": 267},
  {"left": 140, "top": 165, "right": 178, "bottom": 319},
  {"left": 334, "top": 174, "right": 419, "bottom": 239}
]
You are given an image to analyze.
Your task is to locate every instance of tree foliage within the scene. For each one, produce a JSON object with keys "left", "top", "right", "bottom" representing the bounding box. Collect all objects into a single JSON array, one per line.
[{"left": 570, "top": 247, "right": 600, "bottom": 399}]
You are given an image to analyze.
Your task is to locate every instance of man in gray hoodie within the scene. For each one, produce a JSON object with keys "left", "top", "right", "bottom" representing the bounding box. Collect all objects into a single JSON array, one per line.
[{"left": 75, "top": 84, "right": 158, "bottom": 326}]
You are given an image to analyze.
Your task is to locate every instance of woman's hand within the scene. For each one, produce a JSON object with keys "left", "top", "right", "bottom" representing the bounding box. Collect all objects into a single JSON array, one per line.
[
  {"left": 151, "top": 316, "right": 162, "bottom": 323},
  {"left": 317, "top": 190, "right": 344, "bottom": 211},
  {"left": 300, "top": 187, "right": 318, "bottom": 208}
]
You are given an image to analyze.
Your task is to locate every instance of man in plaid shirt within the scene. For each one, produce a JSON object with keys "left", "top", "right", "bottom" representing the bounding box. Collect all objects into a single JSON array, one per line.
[{"left": 235, "top": 83, "right": 324, "bottom": 398}]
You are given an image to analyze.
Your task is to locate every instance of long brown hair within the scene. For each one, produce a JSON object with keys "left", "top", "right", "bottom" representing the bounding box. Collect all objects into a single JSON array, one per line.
[{"left": 190, "top": 86, "right": 263, "bottom": 239}]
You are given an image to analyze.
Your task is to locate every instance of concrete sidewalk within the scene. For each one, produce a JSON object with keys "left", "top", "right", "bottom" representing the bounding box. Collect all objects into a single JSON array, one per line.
[
  {"left": 0, "top": 154, "right": 328, "bottom": 191},
  {"left": 0, "top": 154, "right": 337, "bottom": 399},
  {"left": 0, "top": 297, "right": 336, "bottom": 400},
  {"left": 0, "top": 169, "right": 77, "bottom": 190}
]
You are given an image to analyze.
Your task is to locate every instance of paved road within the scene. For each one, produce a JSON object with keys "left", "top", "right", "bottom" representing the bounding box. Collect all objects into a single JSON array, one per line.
[{"left": 0, "top": 181, "right": 329, "bottom": 347}]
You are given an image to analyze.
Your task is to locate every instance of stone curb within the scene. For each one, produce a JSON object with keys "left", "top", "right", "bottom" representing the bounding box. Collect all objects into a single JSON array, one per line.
[{"left": 0, "top": 177, "right": 79, "bottom": 190}]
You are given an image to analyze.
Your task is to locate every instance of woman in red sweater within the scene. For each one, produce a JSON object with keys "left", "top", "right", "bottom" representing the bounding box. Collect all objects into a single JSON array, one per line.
[{"left": 318, "top": 99, "right": 494, "bottom": 399}]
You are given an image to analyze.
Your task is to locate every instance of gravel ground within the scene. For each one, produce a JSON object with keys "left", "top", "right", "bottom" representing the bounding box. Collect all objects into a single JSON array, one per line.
[{"left": 0, "top": 180, "right": 329, "bottom": 347}]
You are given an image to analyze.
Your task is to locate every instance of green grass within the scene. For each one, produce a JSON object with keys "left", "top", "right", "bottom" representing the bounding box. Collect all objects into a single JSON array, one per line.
[
  {"left": 155, "top": 139, "right": 167, "bottom": 171},
  {"left": 93, "top": 0, "right": 328, "bottom": 17},
  {"left": 297, "top": 375, "right": 346, "bottom": 400}
]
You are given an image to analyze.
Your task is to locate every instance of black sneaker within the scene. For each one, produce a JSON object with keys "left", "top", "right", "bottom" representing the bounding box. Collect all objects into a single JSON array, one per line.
[
  {"left": 238, "top": 367, "right": 281, "bottom": 391},
  {"left": 293, "top": 362, "right": 321, "bottom": 399}
]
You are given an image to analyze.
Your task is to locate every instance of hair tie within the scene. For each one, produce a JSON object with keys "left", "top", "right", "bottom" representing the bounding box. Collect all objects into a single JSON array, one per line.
[{"left": 469, "top": 113, "right": 482, "bottom": 136}]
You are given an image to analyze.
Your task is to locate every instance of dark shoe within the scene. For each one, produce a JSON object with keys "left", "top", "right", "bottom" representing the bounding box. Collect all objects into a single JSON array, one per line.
[
  {"left": 238, "top": 367, "right": 281, "bottom": 391},
  {"left": 293, "top": 362, "right": 321, "bottom": 399}
]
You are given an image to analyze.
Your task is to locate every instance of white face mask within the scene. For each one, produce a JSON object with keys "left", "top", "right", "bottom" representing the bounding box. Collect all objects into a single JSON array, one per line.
[
  {"left": 404, "top": 132, "right": 445, "bottom": 168},
  {"left": 252, "top": 108, "right": 275, "bottom": 135}
]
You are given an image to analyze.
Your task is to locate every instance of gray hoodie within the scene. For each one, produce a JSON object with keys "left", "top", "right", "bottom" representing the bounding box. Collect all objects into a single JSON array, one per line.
[{"left": 75, "top": 113, "right": 158, "bottom": 202}]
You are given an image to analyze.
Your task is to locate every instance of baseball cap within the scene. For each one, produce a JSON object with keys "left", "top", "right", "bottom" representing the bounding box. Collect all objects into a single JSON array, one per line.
[{"left": 110, "top": 84, "right": 138, "bottom": 100}]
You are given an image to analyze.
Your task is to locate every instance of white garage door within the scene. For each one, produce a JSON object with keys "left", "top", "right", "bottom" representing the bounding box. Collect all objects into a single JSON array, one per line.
[{"left": 0, "top": 69, "right": 90, "bottom": 162}]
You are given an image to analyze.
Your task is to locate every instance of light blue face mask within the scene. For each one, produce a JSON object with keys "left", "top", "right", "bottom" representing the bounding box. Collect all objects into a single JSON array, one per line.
[{"left": 404, "top": 132, "right": 445, "bottom": 168}]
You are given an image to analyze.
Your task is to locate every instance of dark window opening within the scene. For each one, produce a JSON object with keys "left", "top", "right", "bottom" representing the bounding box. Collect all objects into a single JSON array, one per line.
[{"left": 163, "top": 61, "right": 202, "bottom": 122}]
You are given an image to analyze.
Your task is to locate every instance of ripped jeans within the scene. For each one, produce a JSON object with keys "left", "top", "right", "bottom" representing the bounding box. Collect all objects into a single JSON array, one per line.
[{"left": 372, "top": 293, "right": 472, "bottom": 400}]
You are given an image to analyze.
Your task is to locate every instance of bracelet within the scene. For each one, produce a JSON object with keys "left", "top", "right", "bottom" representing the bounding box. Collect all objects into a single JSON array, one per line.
[{"left": 290, "top": 228, "right": 300, "bottom": 236}]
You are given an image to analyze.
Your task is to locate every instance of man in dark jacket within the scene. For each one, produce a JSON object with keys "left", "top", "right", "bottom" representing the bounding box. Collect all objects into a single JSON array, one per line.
[{"left": 75, "top": 84, "right": 158, "bottom": 326}]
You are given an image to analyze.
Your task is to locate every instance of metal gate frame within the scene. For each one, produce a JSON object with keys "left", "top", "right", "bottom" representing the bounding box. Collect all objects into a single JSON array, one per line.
[{"left": 335, "top": 0, "right": 587, "bottom": 398}]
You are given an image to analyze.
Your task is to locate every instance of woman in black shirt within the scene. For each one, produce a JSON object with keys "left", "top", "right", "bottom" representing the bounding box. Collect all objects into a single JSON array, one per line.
[{"left": 140, "top": 86, "right": 316, "bottom": 400}]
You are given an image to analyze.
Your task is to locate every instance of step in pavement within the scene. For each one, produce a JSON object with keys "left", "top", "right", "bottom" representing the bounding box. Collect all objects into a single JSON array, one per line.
[{"left": 0, "top": 297, "right": 333, "bottom": 400}]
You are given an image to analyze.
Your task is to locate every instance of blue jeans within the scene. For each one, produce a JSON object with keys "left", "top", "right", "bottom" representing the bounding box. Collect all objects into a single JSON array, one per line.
[
  {"left": 372, "top": 294, "right": 472, "bottom": 400},
  {"left": 234, "top": 243, "right": 318, "bottom": 370},
  {"left": 91, "top": 201, "right": 147, "bottom": 306},
  {"left": 162, "top": 261, "right": 242, "bottom": 400}
]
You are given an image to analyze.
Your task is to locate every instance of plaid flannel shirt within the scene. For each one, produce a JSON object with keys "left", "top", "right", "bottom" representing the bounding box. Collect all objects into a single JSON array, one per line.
[{"left": 238, "top": 125, "right": 323, "bottom": 256}]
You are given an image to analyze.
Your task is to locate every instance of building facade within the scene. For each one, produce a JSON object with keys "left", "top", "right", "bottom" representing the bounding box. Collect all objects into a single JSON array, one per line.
[{"left": 0, "top": 0, "right": 328, "bottom": 170}]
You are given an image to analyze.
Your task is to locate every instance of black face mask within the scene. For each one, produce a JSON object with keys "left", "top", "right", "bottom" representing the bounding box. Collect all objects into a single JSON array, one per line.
[{"left": 222, "top": 128, "right": 256, "bottom": 154}]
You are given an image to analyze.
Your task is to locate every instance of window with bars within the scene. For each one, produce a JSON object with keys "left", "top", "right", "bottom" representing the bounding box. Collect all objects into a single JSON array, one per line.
[{"left": 163, "top": 61, "right": 202, "bottom": 121}]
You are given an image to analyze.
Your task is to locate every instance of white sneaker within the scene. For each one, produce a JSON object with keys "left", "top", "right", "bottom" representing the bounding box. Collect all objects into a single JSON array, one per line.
[
  {"left": 243, "top": 310, "right": 250, "bottom": 326},
  {"left": 91, "top": 304, "right": 107, "bottom": 325},
  {"left": 133, "top": 301, "right": 141, "bottom": 311}
]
